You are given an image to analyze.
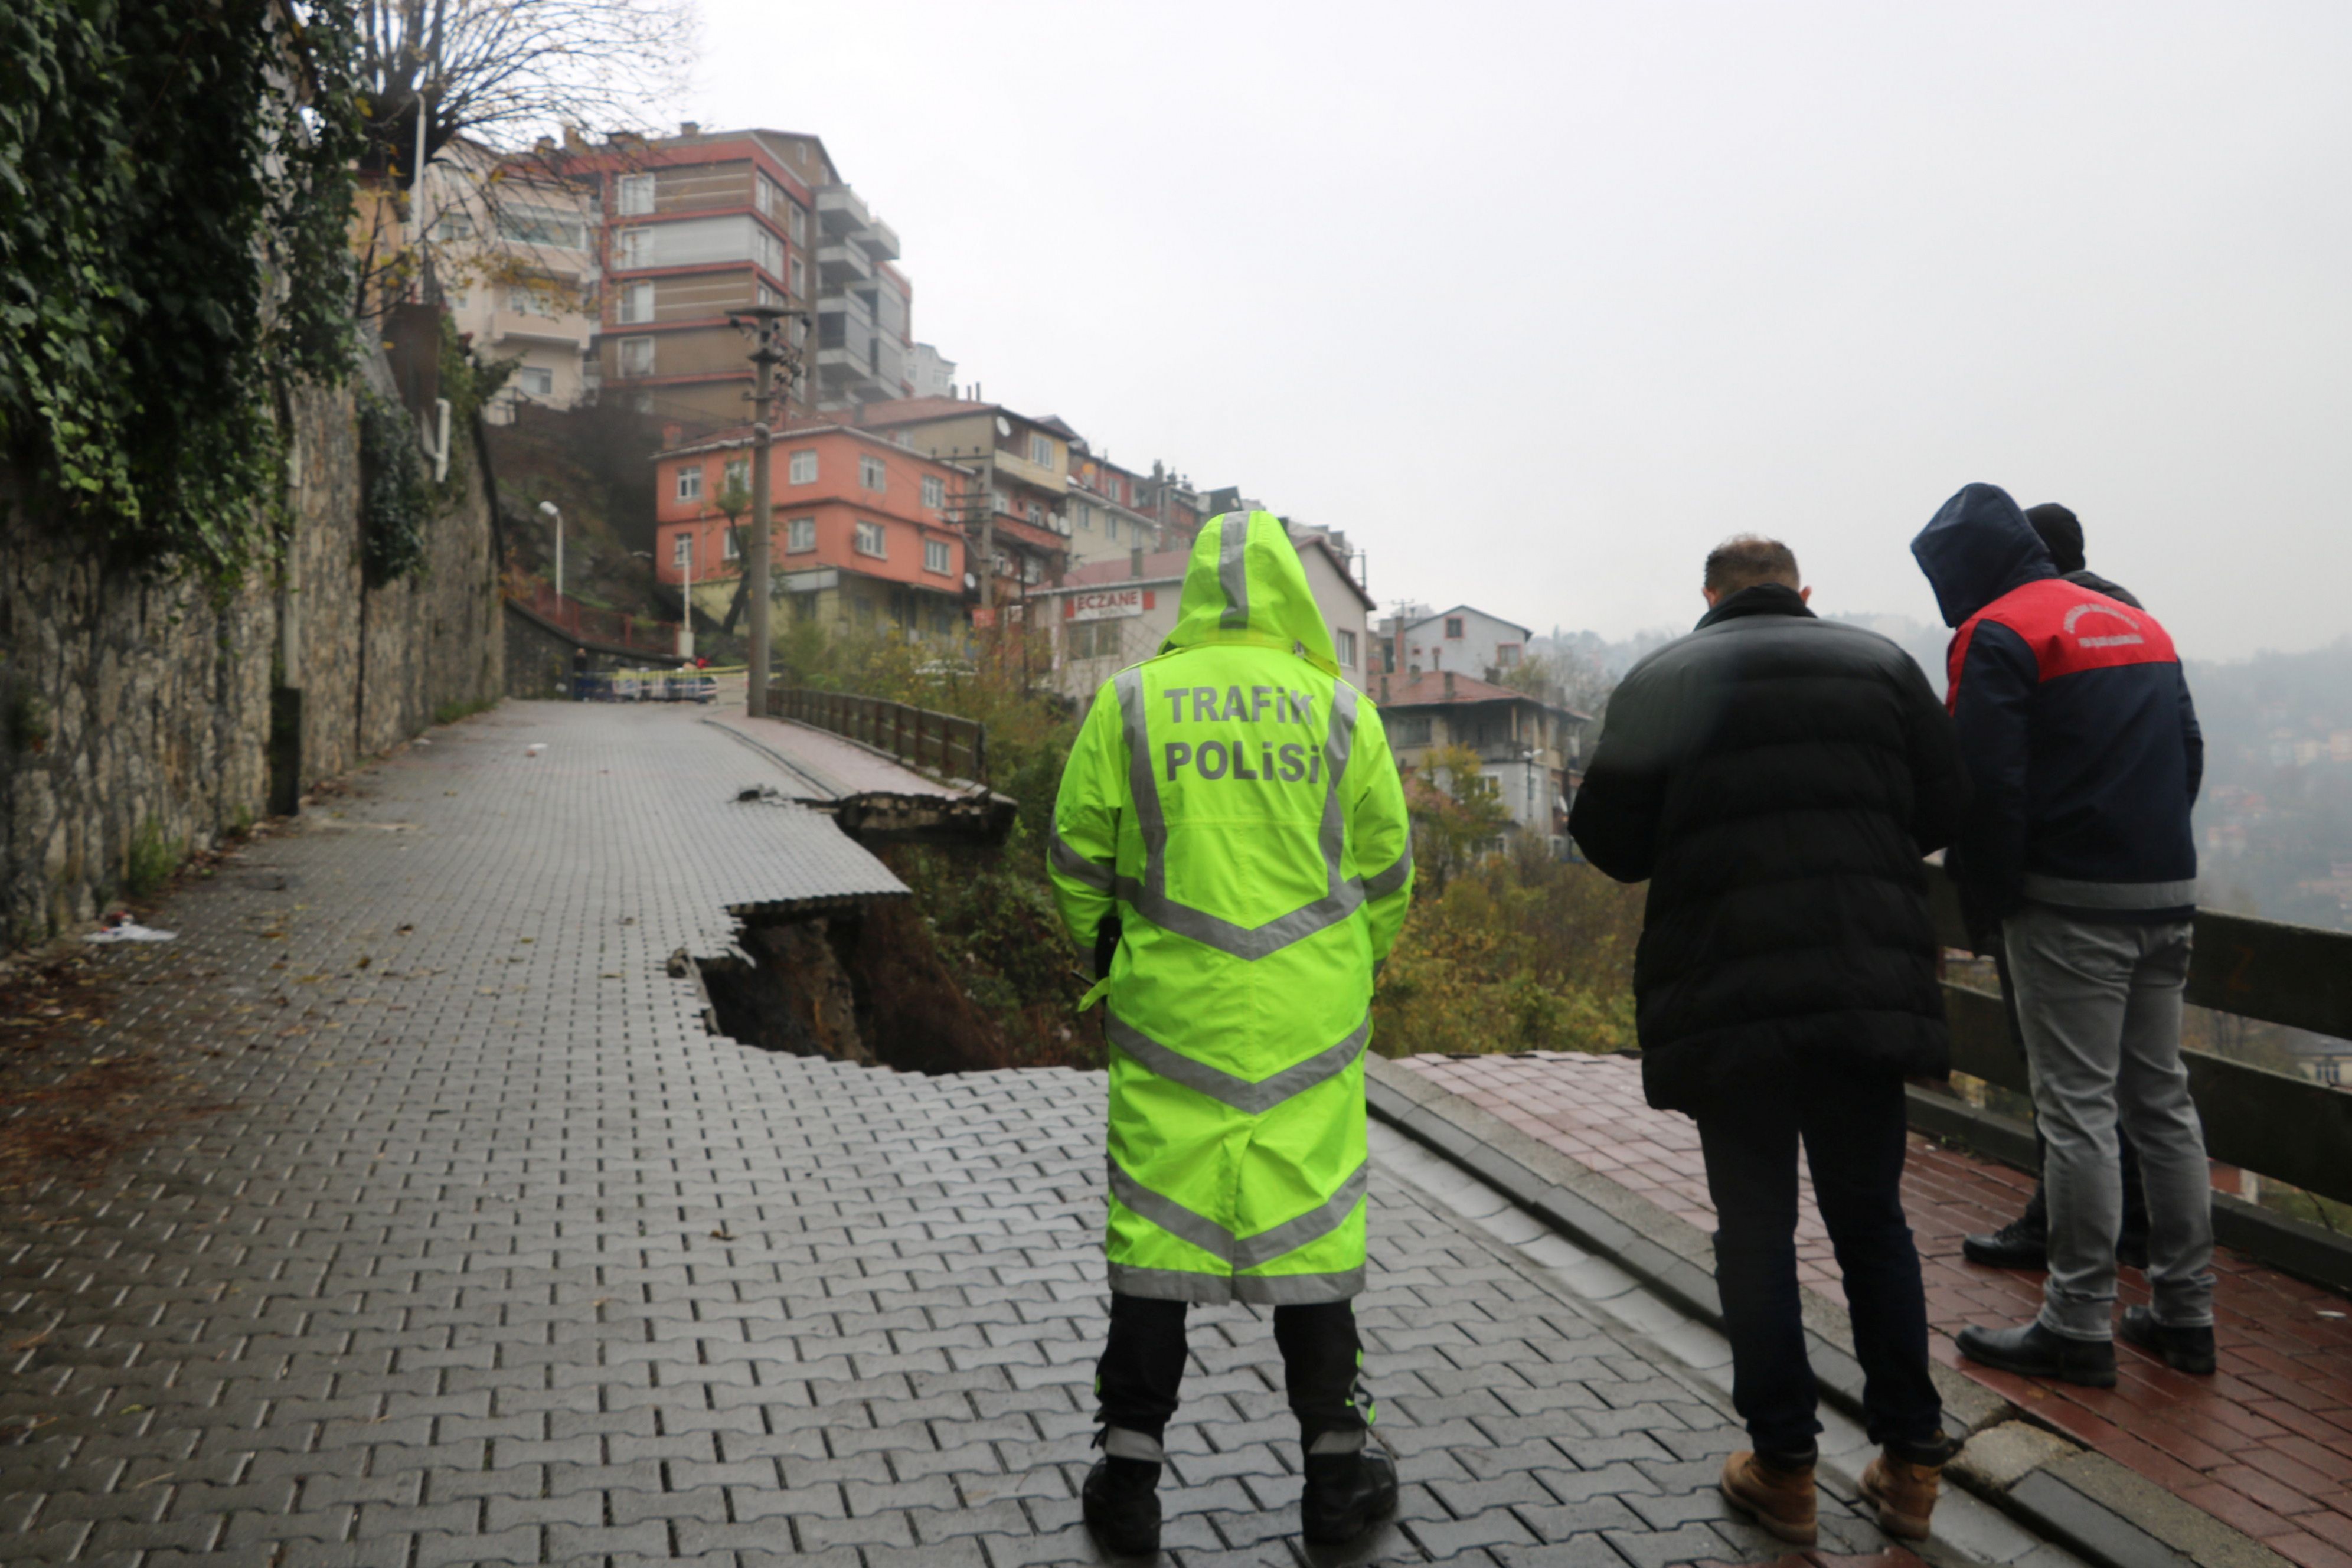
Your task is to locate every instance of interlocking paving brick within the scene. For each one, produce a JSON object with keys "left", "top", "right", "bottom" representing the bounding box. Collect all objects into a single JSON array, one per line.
[{"left": 0, "top": 703, "right": 1979, "bottom": 1566}]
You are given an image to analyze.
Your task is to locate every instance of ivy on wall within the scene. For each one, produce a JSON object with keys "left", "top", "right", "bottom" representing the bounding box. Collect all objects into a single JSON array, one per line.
[
  {"left": 357, "top": 391, "right": 430, "bottom": 583},
  {"left": 0, "top": 1, "right": 362, "bottom": 584}
]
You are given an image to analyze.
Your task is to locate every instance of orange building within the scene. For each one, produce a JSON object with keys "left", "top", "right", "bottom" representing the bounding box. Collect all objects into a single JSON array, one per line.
[{"left": 653, "top": 424, "right": 971, "bottom": 644}]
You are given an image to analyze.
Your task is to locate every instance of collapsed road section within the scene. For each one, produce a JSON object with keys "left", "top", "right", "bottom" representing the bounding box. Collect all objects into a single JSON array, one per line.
[{"left": 690, "top": 707, "right": 1031, "bottom": 1076}]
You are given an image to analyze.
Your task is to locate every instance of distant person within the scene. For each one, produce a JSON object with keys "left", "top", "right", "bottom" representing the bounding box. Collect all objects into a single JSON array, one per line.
[
  {"left": 1047, "top": 512, "right": 1413, "bottom": 1555},
  {"left": 1964, "top": 501, "right": 2151, "bottom": 1271},
  {"left": 1569, "top": 535, "right": 1968, "bottom": 1546},
  {"left": 570, "top": 646, "right": 589, "bottom": 700},
  {"left": 1913, "top": 484, "right": 2216, "bottom": 1386}
]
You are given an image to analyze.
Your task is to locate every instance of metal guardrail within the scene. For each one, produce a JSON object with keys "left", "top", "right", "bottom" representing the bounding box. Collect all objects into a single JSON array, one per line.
[
  {"left": 768, "top": 687, "right": 987, "bottom": 783},
  {"left": 1927, "top": 868, "right": 2352, "bottom": 1206}
]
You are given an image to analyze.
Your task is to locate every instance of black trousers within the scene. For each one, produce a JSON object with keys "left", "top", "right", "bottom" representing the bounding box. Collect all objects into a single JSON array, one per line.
[
  {"left": 1095, "top": 1294, "right": 1367, "bottom": 1447},
  {"left": 1694, "top": 1071, "right": 1944, "bottom": 1463}
]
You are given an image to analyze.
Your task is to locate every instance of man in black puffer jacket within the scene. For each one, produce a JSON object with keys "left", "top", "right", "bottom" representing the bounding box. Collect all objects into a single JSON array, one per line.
[{"left": 1570, "top": 535, "right": 1969, "bottom": 1547}]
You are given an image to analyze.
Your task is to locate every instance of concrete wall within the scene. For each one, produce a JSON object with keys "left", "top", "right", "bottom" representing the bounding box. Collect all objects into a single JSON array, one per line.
[{"left": 0, "top": 362, "right": 506, "bottom": 948}]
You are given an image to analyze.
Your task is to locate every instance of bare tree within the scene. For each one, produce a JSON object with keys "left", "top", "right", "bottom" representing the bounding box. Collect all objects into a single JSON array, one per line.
[
  {"left": 351, "top": 0, "right": 692, "bottom": 185},
  {"left": 345, "top": 0, "right": 694, "bottom": 314}
]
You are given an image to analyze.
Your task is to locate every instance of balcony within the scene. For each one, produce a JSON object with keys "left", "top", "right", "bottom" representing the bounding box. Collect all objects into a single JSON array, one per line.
[
  {"left": 817, "top": 243, "right": 872, "bottom": 287},
  {"left": 858, "top": 215, "right": 900, "bottom": 263},
  {"left": 816, "top": 185, "right": 871, "bottom": 239}
]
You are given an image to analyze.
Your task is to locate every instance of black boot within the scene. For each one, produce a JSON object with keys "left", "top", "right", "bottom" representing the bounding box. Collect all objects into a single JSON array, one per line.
[
  {"left": 1955, "top": 1321, "right": 2116, "bottom": 1387},
  {"left": 1082, "top": 1456, "right": 1162, "bottom": 1557},
  {"left": 2119, "top": 1306, "right": 2216, "bottom": 1375},
  {"left": 1962, "top": 1207, "right": 2047, "bottom": 1269},
  {"left": 1301, "top": 1442, "right": 1397, "bottom": 1545}
]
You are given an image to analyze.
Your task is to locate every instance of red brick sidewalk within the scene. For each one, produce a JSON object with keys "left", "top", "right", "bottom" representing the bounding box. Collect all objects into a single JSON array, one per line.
[{"left": 1399, "top": 1051, "right": 2352, "bottom": 1568}]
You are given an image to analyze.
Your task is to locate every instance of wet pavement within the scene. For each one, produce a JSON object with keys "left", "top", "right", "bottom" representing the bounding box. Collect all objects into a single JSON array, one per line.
[{"left": 4, "top": 701, "right": 2034, "bottom": 1565}]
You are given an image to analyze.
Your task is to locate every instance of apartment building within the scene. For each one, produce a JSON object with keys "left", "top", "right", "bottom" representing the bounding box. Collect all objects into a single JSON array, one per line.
[
  {"left": 558, "top": 125, "right": 910, "bottom": 427},
  {"left": 652, "top": 424, "right": 969, "bottom": 643},
  {"left": 851, "top": 398, "right": 1078, "bottom": 616},
  {"left": 1380, "top": 604, "right": 1533, "bottom": 680},
  {"left": 1031, "top": 525, "right": 1376, "bottom": 703},
  {"left": 423, "top": 140, "right": 597, "bottom": 420},
  {"left": 1133, "top": 463, "right": 1206, "bottom": 553},
  {"left": 910, "top": 343, "right": 956, "bottom": 400},
  {"left": 1375, "top": 669, "right": 1589, "bottom": 848},
  {"left": 1064, "top": 450, "right": 1161, "bottom": 569}
]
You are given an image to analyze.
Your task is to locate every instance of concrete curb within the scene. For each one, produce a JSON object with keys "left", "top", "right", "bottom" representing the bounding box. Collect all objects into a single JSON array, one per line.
[{"left": 1366, "top": 1055, "right": 2291, "bottom": 1568}]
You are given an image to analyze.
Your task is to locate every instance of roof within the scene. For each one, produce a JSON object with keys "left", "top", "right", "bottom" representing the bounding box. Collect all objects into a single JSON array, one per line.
[
  {"left": 1404, "top": 604, "right": 1535, "bottom": 639},
  {"left": 1047, "top": 550, "right": 1192, "bottom": 590},
  {"left": 1044, "top": 535, "right": 1377, "bottom": 615},
  {"left": 851, "top": 397, "right": 994, "bottom": 429},
  {"left": 654, "top": 422, "right": 968, "bottom": 467},
  {"left": 1378, "top": 670, "right": 1590, "bottom": 722}
]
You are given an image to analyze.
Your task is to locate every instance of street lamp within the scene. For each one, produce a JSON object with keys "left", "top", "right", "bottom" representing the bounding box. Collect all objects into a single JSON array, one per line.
[
  {"left": 538, "top": 501, "right": 564, "bottom": 602},
  {"left": 676, "top": 533, "right": 695, "bottom": 661}
]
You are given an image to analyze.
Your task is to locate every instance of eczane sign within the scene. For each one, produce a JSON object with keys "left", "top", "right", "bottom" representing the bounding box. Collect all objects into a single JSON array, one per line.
[{"left": 1065, "top": 587, "right": 1151, "bottom": 622}]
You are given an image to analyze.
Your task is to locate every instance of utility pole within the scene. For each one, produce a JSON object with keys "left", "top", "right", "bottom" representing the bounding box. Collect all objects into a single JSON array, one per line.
[{"left": 729, "top": 304, "right": 804, "bottom": 719}]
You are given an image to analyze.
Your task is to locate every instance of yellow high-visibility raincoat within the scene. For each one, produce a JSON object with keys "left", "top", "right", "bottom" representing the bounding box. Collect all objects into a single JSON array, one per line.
[{"left": 1048, "top": 512, "right": 1413, "bottom": 1304}]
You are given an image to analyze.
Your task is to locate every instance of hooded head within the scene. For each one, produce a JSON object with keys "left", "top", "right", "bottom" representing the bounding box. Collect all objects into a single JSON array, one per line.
[
  {"left": 2024, "top": 502, "right": 2086, "bottom": 574},
  {"left": 1910, "top": 482, "right": 2056, "bottom": 628},
  {"left": 1161, "top": 511, "right": 1340, "bottom": 677}
]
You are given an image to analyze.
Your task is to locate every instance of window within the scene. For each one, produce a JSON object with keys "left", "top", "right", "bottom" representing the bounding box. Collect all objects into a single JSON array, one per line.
[
  {"left": 1110, "top": 475, "right": 1123, "bottom": 504},
  {"left": 786, "top": 517, "right": 815, "bottom": 553},
  {"left": 723, "top": 528, "right": 741, "bottom": 560},
  {"left": 613, "top": 227, "right": 649, "bottom": 269},
  {"left": 925, "top": 539, "right": 951, "bottom": 575},
  {"left": 672, "top": 533, "right": 693, "bottom": 569},
  {"left": 1336, "top": 629, "right": 1357, "bottom": 668},
  {"left": 854, "top": 520, "right": 887, "bottom": 558},
  {"left": 1030, "top": 434, "right": 1054, "bottom": 468},
  {"left": 1025, "top": 499, "right": 1042, "bottom": 523},
  {"left": 756, "top": 229, "right": 783, "bottom": 279},
  {"left": 498, "top": 205, "right": 586, "bottom": 248},
  {"left": 788, "top": 449, "right": 817, "bottom": 484},
  {"left": 1068, "top": 619, "right": 1122, "bottom": 659},
  {"left": 1394, "top": 716, "right": 1432, "bottom": 747},
  {"left": 439, "top": 210, "right": 475, "bottom": 241},
  {"left": 1107, "top": 514, "right": 1121, "bottom": 543},
  {"left": 616, "top": 280, "right": 654, "bottom": 324},
  {"left": 723, "top": 459, "right": 749, "bottom": 494},
  {"left": 754, "top": 175, "right": 781, "bottom": 218},
  {"left": 860, "top": 454, "right": 887, "bottom": 492},
  {"left": 788, "top": 254, "right": 805, "bottom": 298},
  {"left": 920, "top": 475, "right": 944, "bottom": 509},
  {"left": 515, "top": 366, "right": 555, "bottom": 398},
  {"left": 1497, "top": 643, "right": 1521, "bottom": 667},
  {"left": 1445, "top": 616, "right": 1465, "bottom": 638},
  {"left": 676, "top": 466, "right": 703, "bottom": 501},
  {"left": 617, "top": 336, "right": 654, "bottom": 377},
  {"left": 616, "top": 174, "right": 654, "bottom": 215},
  {"left": 1021, "top": 556, "right": 1042, "bottom": 584},
  {"left": 757, "top": 282, "right": 785, "bottom": 309}
]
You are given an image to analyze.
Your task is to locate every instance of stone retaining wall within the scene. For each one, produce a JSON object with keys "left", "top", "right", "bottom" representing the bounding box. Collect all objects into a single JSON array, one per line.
[{"left": 0, "top": 363, "right": 505, "bottom": 948}]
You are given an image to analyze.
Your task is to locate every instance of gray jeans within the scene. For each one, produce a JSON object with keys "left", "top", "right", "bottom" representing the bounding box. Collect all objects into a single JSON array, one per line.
[{"left": 2004, "top": 906, "right": 2214, "bottom": 1338}]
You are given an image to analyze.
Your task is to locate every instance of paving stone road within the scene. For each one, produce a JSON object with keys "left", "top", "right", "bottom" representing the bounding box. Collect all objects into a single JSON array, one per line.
[{"left": 4, "top": 701, "right": 1969, "bottom": 1566}]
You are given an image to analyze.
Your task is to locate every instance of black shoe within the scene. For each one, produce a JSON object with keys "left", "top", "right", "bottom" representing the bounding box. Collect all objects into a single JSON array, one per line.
[
  {"left": 1301, "top": 1446, "right": 1397, "bottom": 1546},
  {"left": 1955, "top": 1321, "right": 2117, "bottom": 1387},
  {"left": 2119, "top": 1305, "right": 2216, "bottom": 1374},
  {"left": 1962, "top": 1213, "right": 2048, "bottom": 1270},
  {"left": 1082, "top": 1458, "right": 1162, "bottom": 1557}
]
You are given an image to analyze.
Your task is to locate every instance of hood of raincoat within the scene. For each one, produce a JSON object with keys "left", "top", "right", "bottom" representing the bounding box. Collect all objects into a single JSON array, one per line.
[
  {"left": 1161, "top": 511, "right": 1341, "bottom": 677},
  {"left": 1910, "top": 482, "right": 2057, "bottom": 628}
]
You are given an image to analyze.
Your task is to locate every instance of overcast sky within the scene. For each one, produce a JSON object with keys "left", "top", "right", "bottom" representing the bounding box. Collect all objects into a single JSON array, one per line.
[{"left": 690, "top": 1, "right": 2350, "bottom": 661}]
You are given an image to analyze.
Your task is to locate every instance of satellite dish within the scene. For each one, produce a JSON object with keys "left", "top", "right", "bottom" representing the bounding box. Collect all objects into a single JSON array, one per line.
[
  {"left": 964, "top": 571, "right": 978, "bottom": 591},
  {"left": 994, "top": 415, "right": 1012, "bottom": 439}
]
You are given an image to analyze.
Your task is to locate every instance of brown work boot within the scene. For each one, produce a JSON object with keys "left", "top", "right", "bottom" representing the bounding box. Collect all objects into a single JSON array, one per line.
[
  {"left": 1719, "top": 1449, "right": 1817, "bottom": 1545},
  {"left": 1860, "top": 1449, "right": 1943, "bottom": 1540}
]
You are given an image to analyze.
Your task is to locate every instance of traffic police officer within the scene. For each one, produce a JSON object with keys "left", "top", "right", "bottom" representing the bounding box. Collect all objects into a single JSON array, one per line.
[{"left": 1048, "top": 512, "right": 1413, "bottom": 1553}]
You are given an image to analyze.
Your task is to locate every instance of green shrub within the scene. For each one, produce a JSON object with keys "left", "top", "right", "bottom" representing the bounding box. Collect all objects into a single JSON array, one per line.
[{"left": 125, "top": 818, "right": 184, "bottom": 899}]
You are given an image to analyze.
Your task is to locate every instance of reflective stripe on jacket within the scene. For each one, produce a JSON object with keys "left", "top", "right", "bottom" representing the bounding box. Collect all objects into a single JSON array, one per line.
[{"left": 1048, "top": 512, "right": 1412, "bottom": 1304}]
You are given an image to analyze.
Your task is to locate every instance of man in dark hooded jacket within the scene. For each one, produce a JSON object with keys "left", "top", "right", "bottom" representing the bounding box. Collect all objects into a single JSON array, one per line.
[
  {"left": 1570, "top": 535, "right": 1969, "bottom": 1547},
  {"left": 1964, "top": 501, "right": 2152, "bottom": 1271},
  {"left": 1912, "top": 484, "right": 2215, "bottom": 1387}
]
